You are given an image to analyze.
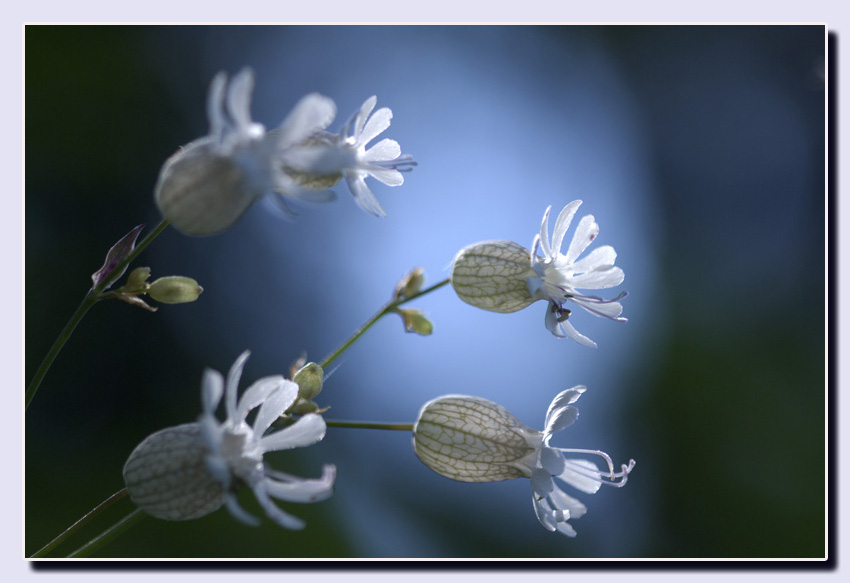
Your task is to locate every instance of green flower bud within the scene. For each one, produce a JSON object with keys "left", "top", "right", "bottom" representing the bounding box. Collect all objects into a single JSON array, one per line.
[
  {"left": 289, "top": 399, "right": 319, "bottom": 415},
  {"left": 124, "top": 266, "right": 152, "bottom": 291},
  {"left": 393, "top": 267, "right": 425, "bottom": 300},
  {"left": 293, "top": 362, "right": 323, "bottom": 400},
  {"left": 397, "top": 309, "right": 433, "bottom": 336},
  {"left": 148, "top": 276, "right": 204, "bottom": 304}
]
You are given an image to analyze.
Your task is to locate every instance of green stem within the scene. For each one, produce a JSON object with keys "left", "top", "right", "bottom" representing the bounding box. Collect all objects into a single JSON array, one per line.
[
  {"left": 25, "top": 219, "right": 170, "bottom": 411},
  {"left": 325, "top": 419, "right": 414, "bottom": 431},
  {"left": 318, "top": 277, "right": 450, "bottom": 370},
  {"left": 67, "top": 507, "right": 145, "bottom": 558},
  {"left": 31, "top": 489, "right": 129, "bottom": 558}
]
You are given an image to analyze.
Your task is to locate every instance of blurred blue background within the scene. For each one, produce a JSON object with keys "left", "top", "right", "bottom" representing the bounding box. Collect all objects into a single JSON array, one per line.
[{"left": 25, "top": 25, "right": 825, "bottom": 558}]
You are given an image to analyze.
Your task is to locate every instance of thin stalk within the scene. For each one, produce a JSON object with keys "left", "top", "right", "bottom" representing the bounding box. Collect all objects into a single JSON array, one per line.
[
  {"left": 319, "top": 277, "right": 450, "bottom": 370},
  {"left": 66, "top": 508, "right": 146, "bottom": 558},
  {"left": 30, "top": 489, "right": 129, "bottom": 558},
  {"left": 325, "top": 419, "right": 414, "bottom": 431},
  {"left": 25, "top": 219, "right": 170, "bottom": 411}
]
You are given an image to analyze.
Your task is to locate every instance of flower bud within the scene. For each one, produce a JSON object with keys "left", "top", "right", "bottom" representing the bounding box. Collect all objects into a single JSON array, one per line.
[
  {"left": 123, "top": 423, "right": 226, "bottom": 521},
  {"left": 412, "top": 395, "right": 540, "bottom": 483},
  {"left": 450, "top": 240, "right": 538, "bottom": 313},
  {"left": 148, "top": 276, "right": 204, "bottom": 304},
  {"left": 397, "top": 308, "right": 433, "bottom": 336},
  {"left": 124, "top": 266, "right": 152, "bottom": 291},
  {"left": 293, "top": 362, "right": 323, "bottom": 401},
  {"left": 289, "top": 399, "right": 319, "bottom": 415},
  {"left": 393, "top": 267, "right": 425, "bottom": 300}
]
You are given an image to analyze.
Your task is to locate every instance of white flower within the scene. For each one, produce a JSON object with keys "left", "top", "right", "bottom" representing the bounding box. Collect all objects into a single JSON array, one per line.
[
  {"left": 527, "top": 200, "right": 627, "bottom": 347},
  {"left": 123, "top": 351, "right": 336, "bottom": 529},
  {"left": 154, "top": 68, "right": 336, "bottom": 235},
  {"left": 281, "top": 96, "right": 417, "bottom": 217},
  {"left": 412, "top": 388, "right": 634, "bottom": 538}
]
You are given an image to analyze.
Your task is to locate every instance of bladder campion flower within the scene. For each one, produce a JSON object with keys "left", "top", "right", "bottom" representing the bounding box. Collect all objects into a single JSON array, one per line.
[
  {"left": 123, "top": 351, "right": 335, "bottom": 529},
  {"left": 154, "top": 68, "right": 336, "bottom": 235},
  {"left": 451, "top": 200, "right": 626, "bottom": 347},
  {"left": 281, "top": 95, "right": 417, "bottom": 217},
  {"left": 412, "top": 388, "right": 634, "bottom": 537}
]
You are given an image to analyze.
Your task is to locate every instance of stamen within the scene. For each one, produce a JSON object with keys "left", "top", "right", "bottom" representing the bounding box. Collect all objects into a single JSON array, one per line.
[{"left": 556, "top": 449, "right": 634, "bottom": 487}]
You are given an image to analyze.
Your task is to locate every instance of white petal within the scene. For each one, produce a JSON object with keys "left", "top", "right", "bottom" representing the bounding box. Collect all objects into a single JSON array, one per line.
[
  {"left": 570, "top": 266, "right": 625, "bottom": 290},
  {"left": 560, "top": 318, "right": 597, "bottom": 348},
  {"left": 224, "top": 492, "right": 261, "bottom": 527},
  {"left": 277, "top": 94, "right": 337, "bottom": 149},
  {"left": 570, "top": 245, "right": 617, "bottom": 275},
  {"left": 363, "top": 138, "right": 401, "bottom": 162},
  {"left": 549, "top": 486, "right": 587, "bottom": 520},
  {"left": 353, "top": 96, "right": 377, "bottom": 139},
  {"left": 555, "top": 521, "right": 578, "bottom": 537},
  {"left": 545, "top": 386, "right": 586, "bottom": 427},
  {"left": 201, "top": 368, "right": 224, "bottom": 416},
  {"left": 367, "top": 167, "right": 404, "bottom": 186},
  {"left": 225, "top": 351, "right": 251, "bottom": 421},
  {"left": 544, "top": 405, "right": 579, "bottom": 438},
  {"left": 252, "top": 485, "right": 305, "bottom": 530},
  {"left": 251, "top": 380, "right": 299, "bottom": 436},
  {"left": 550, "top": 200, "right": 582, "bottom": 257},
  {"left": 265, "top": 464, "right": 336, "bottom": 503},
  {"left": 571, "top": 296, "right": 624, "bottom": 319},
  {"left": 205, "top": 72, "right": 227, "bottom": 139},
  {"left": 563, "top": 215, "right": 599, "bottom": 265},
  {"left": 358, "top": 107, "right": 392, "bottom": 146},
  {"left": 258, "top": 412, "right": 327, "bottom": 454},
  {"left": 531, "top": 467, "right": 555, "bottom": 498},
  {"left": 234, "top": 376, "right": 286, "bottom": 425},
  {"left": 537, "top": 206, "right": 553, "bottom": 259},
  {"left": 226, "top": 68, "right": 258, "bottom": 134},
  {"left": 559, "top": 459, "right": 603, "bottom": 494},
  {"left": 345, "top": 172, "right": 386, "bottom": 217},
  {"left": 540, "top": 446, "right": 566, "bottom": 475},
  {"left": 544, "top": 304, "right": 564, "bottom": 337},
  {"left": 532, "top": 495, "right": 558, "bottom": 532}
]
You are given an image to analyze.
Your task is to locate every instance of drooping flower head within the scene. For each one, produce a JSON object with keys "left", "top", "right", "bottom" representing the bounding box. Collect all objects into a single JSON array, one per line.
[
  {"left": 123, "top": 351, "right": 335, "bottom": 529},
  {"left": 450, "top": 200, "right": 626, "bottom": 346},
  {"left": 412, "top": 388, "right": 634, "bottom": 537},
  {"left": 154, "top": 68, "right": 336, "bottom": 235},
  {"left": 281, "top": 96, "right": 417, "bottom": 217}
]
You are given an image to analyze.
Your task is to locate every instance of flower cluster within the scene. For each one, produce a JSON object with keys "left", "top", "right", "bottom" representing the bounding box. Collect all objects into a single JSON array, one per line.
[
  {"left": 123, "top": 351, "right": 335, "bottom": 529},
  {"left": 114, "top": 69, "right": 635, "bottom": 548},
  {"left": 155, "top": 68, "right": 416, "bottom": 235}
]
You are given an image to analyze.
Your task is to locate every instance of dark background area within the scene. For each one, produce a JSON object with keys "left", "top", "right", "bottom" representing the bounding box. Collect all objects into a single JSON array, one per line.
[{"left": 25, "top": 25, "right": 825, "bottom": 558}]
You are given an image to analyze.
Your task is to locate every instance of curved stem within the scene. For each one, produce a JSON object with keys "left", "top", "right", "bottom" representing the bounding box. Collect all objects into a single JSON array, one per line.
[
  {"left": 67, "top": 507, "right": 145, "bottom": 558},
  {"left": 318, "top": 277, "right": 450, "bottom": 370},
  {"left": 25, "top": 294, "right": 98, "bottom": 411},
  {"left": 25, "top": 219, "right": 170, "bottom": 411},
  {"left": 30, "top": 489, "right": 129, "bottom": 558},
  {"left": 325, "top": 419, "right": 414, "bottom": 431}
]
